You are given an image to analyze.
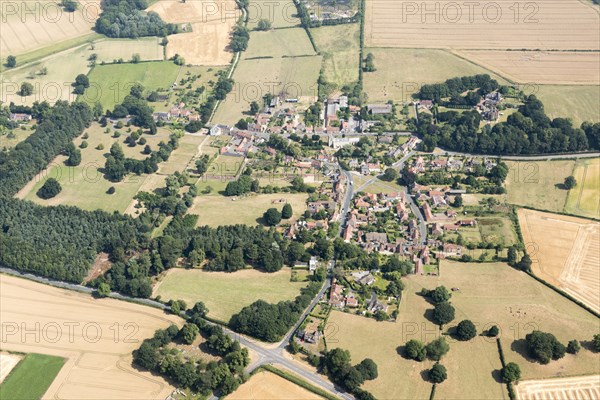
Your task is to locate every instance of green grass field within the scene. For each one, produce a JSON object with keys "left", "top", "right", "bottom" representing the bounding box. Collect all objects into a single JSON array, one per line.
[
  {"left": 18, "top": 123, "right": 173, "bottom": 213},
  {"left": 86, "top": 61, "right": 180, "bottom": 109},
  {"left": 535, "top": 85, "right": 600, "bottom": 126},
  {"left": 505, "top": 160, "right": 576, "bottom": 213},
  {"left": 311, "top": 24, "right": 360, "bottom": 87},
  {"left": 213, "top": 55, "right": 322, "bottom": 125},
  {"left": 0, "top": 353, "right": 65, "bottom": 400},
  {"left": 188, "top": 192, "right": 308, "bottom": 227},
  {"left": 564, "top": 158, "right": 600, "bottom": 219},
  {"left": 477, "top": 216, "right": 517, "bottom": 246},
  {"left": 153, "top": 268, "right": 307, "bottom": 322},
  {"left": 363, "top": 48, "right": 508, "bottom": 102},
  {"left": 92, "top": 38, "right": 164, "bottom": 63},
  {"left": 247, "top": 0, "right": 300, "bottom": 29},
  {"left": 245, "top": 29, "right": 316, "bottom": 59},
  {"left": 326, "top": 261, "right": 600, "bottom": 399}
]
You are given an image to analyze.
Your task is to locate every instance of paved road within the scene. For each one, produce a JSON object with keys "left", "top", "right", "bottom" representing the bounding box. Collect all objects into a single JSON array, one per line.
[{"left": 352, "top": 150, "right": 415, "bottom": 195}]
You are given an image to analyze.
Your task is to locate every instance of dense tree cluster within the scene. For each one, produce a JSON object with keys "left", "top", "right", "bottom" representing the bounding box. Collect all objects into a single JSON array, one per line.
[
  {"left": 133, "top": 320, "right": 249, "bottom": 397},
  {"left": 36, "top": 178, "right": 62, "bottom": 199},
  {"left": 0, "top": 101, "right": 93, "bottom": 196},
  {"left": 418, "top": 74, "right": 499, "bottom": 101},
  {"left": 525, "top": 331, "right": 566, "bottom": 364},
  {"left": 416, "top": 95, "right": 598, "bottom": 155},
  {"left": 224, "top": 175, "right": 259, "bottom": 196},
  {"left": 95, "top": 0, "right": 178, "bottom": 38},
  {"left": 319, "top": 348, "right": 378, "bottom": 395},
  {"left": 404, "top": 337, "right": 450, "bottom": 362},
  {"left": 229, "top": 282, "right": 321, "bottom": 341}
]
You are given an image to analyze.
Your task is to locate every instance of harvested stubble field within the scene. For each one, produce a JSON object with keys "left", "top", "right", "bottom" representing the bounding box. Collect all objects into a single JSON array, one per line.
[
  {"left": 504, "top": 160, "right": 576, "bottom": 214},
  {"left": 228, "top": 370, "right": 322, "bottom": 400},
  {"left": 325, "top": 261, "right": 600, "bottom": 399},
  {"left": 456, "top": 50, "right": 600, "bottom": 85},
  {"left": 213, "top": 55, "right": 322, "bottom": 125},
  {"left": 364, "top": 0, "right": 600, "bottom": 51},
  {"left": 188, "top": 192, "right": 308, "bottom": 226},
  {"left": 0, "top": 274, "right": 182, "bottom": 400},
  {"left": 148, "top": 0, "right": 240, "bottom": 65},
  {"left": 0, "top": 353, "right": 21, "bottom": 383},
  {"left": 518, "top": 208, "right": 600, "bottom": 314},
  {"left": 16, "top": 123, "right": 173, "bottom": 213},
  {"left": 312, "top": 24, "right": 360, "bottom": 87},
  {"left": 565, "top": 158, "right": 600, "bottom": 219},
  {"left": 153, "top": 268, "right": 307, "bottom": 322},
  {"left": 0, "top": 0, "right": 100, "bottom": 57},
  {"left": 362, "top": 48, "right": 506, "bottom": 102},
  {"left": 514, "top": 375, "right": 600, "bottom": 400},
  {"left": 245, "top": 29, "right": 316, "bottom": 59}
]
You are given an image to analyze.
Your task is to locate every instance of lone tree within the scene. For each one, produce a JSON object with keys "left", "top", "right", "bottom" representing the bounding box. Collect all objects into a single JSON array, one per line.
[
  {"left": 263, "top": 207, "right": 282, "bottom": 226},
  {"left": 564, "top": 176, "right": 577, "bottom": 190},
  {"left": 517, "top": 253, "right": 533, "bottom": 272},
  {"left": 430, "top": 286, "right": 451, "bottom": 304},
  {"left": 487, "top": 325, "right": 500, "bottom": 337},
  {"left": 433, "top": 302, "right": 455, "bottom": 326},
  {"left": 452, "top": 194, "right": 463, "bottom": 207},
  {"left": 20, "top": 82, "right": 34, "bottom": 96},
  {"left": 425, "top": 337, "right": 450, "bottom": 361},
  {"left": 6, "top": 55, "right": 16, "bottom": 68},
  {"left": 455, "top": 320, "right": 477, "bottom": 341},
  {"left": 256, "top": 19, "right": 272, "bottom": 31},
  {"left": 405, "top": 339, "right": 427, "bottom": 361},
  {"left": 180, "top": 323, "right": 199, "bottom": 344},
  {"left": 37, "top": 178, "right": 62, "bottom": 199},
  {"left": 593, "top": 334, "right": 600, "bottom": 352},
  {"left": 281, "top": 203, "right": 293, "bottom": 219},
  {"left": 566, "top": 340, "right": 581, "bottom": 354},
  {"left": 96, "top": 283, "right": 111, "bottom": 298},
  {"left": 501, "top": 362, "right": 521, "bottom": 383},
  {"left": 429, "top": 363, "right": 447, "bottom": 383},
  {"left": 356, "top": 358, "right": 378, "bottom": 380},
  {"left": 249, "top": 101, "right": 260, "bottom": 114},
  {"left": 381, "top": 168, "right": 399, "bottom": 182}
]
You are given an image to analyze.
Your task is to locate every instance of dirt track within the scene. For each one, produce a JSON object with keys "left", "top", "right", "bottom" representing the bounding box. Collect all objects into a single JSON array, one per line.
[{"left": 0, "top": 274, "right": 182, "bottom": 399}]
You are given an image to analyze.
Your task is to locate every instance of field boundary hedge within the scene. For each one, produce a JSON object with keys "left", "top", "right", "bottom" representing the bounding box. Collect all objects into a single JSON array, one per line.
[{"left": 496, "top": 338, "right": 516, "bottom": 400}]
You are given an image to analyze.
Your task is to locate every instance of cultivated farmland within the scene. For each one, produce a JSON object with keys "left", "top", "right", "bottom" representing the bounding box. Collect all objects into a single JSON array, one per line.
[
  {"left": 457, "top": 50, "right": 600, "bottom": 85},
  {"left": 0, "top": 274, "right": 182, "bottom": 400},
  {"left": 504, "top": 160, "right": 576, "bottom": 214},
  {"left": 535, "top": 85, "right": 600, "bottom": 125},
  {"left": 518, "top": 208, "right": 600, "bottom": 314},
  {"left": 0, "top": 353, "right": 65, "bottom": 400},
  {"left": 312, "top": 24, "right": 360, "bottom": 87},
  {"left": 244, "top": 29, "right": 316, "bottom": 59},
  {"left": 362, "top": 48, "right": 506, "bottom": 102},
  {"left": 85, "top": 61, "right": 180, "bottom": 109},
  {"left": 148, "top": 0, "right": 240, "bottom": 65},
  {"left": 213, "top": 55, "right": 322, "bottom": 124},
  {"left": 565, "top": 158, "right": 600, "bottom": 219},
  {"left": 515, "top": 375, "right": 600, "bottom": 400},
  {"left": 364, "top": 0, "right": 600, "bottom": 51},
  {"left": 228, "top": 370, "right": 322, "bottom": 400},
  {"left": 0, "top": 0, "right": 100, "bottom": 57},
  {"left": 153, "top": 268, "right": 308, "bottom": 322},
  {"left": 188, "top": 192, "right": 308, "bottom": 227},
  {"left": 324, "top": 261, "right": 600, "bottom": 399}
]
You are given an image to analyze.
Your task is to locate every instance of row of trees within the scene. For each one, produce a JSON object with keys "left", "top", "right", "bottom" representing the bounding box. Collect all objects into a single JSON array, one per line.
[
  {"left": 416, "top": 95, "right": 599, "bottom": 155},
  {"left": 229, "top": 281, "right": 322, "bottom": 341}
]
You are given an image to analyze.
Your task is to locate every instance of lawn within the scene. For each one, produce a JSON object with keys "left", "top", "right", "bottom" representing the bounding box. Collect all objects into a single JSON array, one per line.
[
  {"left": 245, "top": 29, "right": 316, "bottom": 59},
  {"left": 17, "top": 123, "right": 172, "bottom": 213},
  {"left": 564, "top": 158, "right": 600, "bottom": 219},
  {"left": 505, "top": 160, "right": 576, "bottom": 213},
  {"left": 153, "top": 268, "right": 308, "bottom": 322},
  {"left": 85, "top": 61, "right": 180, "bottom": 109},
  {"left": 535, "top": 85, "right": 600, "bottom": 126},
  {"left": 0, "top": 353, "right": 65, "bottom": 400},
  {"left": 363, "top": 48, "right": 508, "bottom": 103},
  {"left": 188, "top": 192, "right": 308, "bottom": 227},
  {"left": 213, "top": 56, "right": 322, "bottom": 125},
  {"left": 0, "top": 125, "right": 35, "bottom": 149},
  {"left": 311, "top": 24, "right": 360, "bottom": 87},
  {"left": 247, "top": 0, "right": 300, "bottom": 29},
  {"left": 324, "top": 261, "right": 600, "bottom": 399}
]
